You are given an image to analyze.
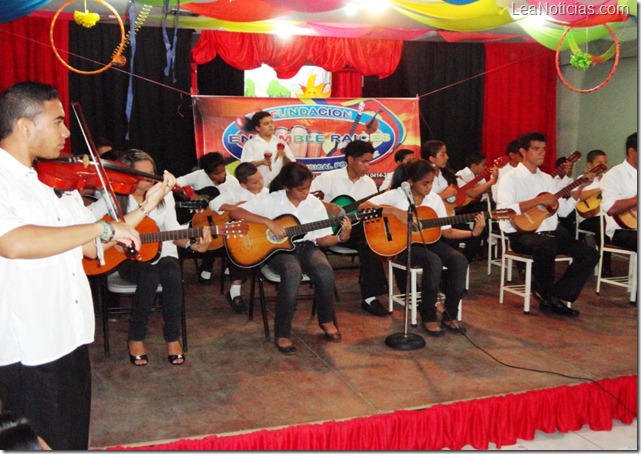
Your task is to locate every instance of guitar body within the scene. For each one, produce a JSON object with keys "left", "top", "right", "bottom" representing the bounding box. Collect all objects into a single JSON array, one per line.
[
  {"left": 363, "top": 205, "right": 442, "bottom": 256},
  {"left": 576, "top": 192, "right": 602, "bottom": 218},
  {"left": 442, "top": 189, "right": 468, "bottom": 216},
  {"left": 191, "top": 208, "right": 230, "bottom": 250},
  {"left": 510, "top": 193, "right": 559, "bottom": 232},
  {"left": 83, "top": 216, "right": 161, "bottom": 275},
  {"left": 224, "top": 214, "right": 298, "bottom": 268},
  {"left": 614, "top": 207, "right": 637, "bottom": 230}
]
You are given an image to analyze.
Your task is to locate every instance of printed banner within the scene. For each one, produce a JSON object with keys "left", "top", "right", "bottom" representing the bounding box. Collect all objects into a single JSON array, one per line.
[{"left": 192, "top": 96, "right": 421, "bottom": 181}]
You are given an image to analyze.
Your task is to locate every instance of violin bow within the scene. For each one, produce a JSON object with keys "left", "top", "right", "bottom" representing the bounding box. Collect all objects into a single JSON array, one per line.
[{"left": 71, "top": 102, "right": 139, "bottom": 260}]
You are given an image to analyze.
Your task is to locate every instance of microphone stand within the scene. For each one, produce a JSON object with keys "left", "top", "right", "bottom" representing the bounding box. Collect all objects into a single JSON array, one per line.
[{"left": 385, "top": 202, "right": 426, "bottom": 350}]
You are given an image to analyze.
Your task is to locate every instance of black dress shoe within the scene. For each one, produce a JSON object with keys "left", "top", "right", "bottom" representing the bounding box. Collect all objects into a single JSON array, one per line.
[
  {"left": 361, "top": 299, "right": 389, "bottom": 317},
  {"left": 549, "top": 297, "right": 580, "bottom": 317},
  {"left": 441, "top": 320, "right": 467, "bottom": 334},
  {"left": 198, "top": 270, "right": 212, "bottom": 285},
  {"left": 225, "top": 291, "right": 247, "bottom": 313}
]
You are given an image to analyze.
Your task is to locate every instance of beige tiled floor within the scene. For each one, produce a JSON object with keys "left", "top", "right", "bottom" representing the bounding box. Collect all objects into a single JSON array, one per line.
[{"left": 465, "top": 418, "right": 638, "bottom": 450}]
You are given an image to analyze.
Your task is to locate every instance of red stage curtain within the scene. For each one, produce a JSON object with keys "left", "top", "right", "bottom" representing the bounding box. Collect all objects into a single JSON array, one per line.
[
  {"left": 331, "top": 70, "right": 362, "bottom": 98},
  {"left": 110, "top": 375, "right": 637, "bottom": 450},
  {"left": 481, "top": 43, "right": 557, "bottom": 173},
  {"left": 191, "top": 31, "right": 402, "bottom": 80},
  {"left": 0, "top": 15, "right": 70, "bottom": 151}
]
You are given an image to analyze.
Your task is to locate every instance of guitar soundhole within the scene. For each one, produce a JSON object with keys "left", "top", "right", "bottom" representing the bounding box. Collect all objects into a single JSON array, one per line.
[{"left": 266, "top": 230, "right": 288, "bottom": 244}]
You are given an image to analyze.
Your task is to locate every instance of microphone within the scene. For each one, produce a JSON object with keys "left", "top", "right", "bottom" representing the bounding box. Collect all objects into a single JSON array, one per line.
[{"left": 400, "top": 181, "right": 415, "bottom": 208}]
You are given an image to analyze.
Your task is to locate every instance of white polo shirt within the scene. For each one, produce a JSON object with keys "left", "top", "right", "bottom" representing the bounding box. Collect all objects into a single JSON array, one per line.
[{"left": 241, "top": 136, "right": 295, "bottom": 187}]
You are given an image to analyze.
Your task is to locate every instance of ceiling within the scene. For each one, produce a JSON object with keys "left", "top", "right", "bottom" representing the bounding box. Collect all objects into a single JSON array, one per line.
[{"left": 32, "top": 0, "right": 639, "bottom": 47}]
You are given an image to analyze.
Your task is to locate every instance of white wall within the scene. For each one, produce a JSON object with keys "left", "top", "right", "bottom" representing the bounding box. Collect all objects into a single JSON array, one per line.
[{"left": 556, "top": 39, "right": 638, "bottom": 172}]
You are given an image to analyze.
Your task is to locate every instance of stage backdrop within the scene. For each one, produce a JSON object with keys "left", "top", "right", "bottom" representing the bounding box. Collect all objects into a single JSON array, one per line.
[{"left": 192, "top": 96, "right": 420, "bottom": 180}]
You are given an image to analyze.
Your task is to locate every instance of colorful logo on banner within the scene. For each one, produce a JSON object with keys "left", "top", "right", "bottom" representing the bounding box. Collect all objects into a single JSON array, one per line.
[
  {"left": 222, "top": 101, "right": 404, "bottom": 171},
  {"left": 192, "top": 96, "right": 420, "bottom": 177}
]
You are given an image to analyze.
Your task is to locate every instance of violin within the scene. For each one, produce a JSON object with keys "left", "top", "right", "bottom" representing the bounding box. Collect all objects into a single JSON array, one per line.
[{"left": 34, "top": 154, "right": 196, "bottom": 198}]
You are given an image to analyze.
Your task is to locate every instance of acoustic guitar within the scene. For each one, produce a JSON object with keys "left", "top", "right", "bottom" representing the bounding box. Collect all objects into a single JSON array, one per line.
[
  {"left": 362, "top": 206, "right": 516, "bottom": 257},
  {"left": 326, "top": 190, "right": 385, "bottom": 233},
  {"left": 575, "top": 192, "right": 602, "bottom": 218},
  {"left": 510, "top": 164, "right": 607, "bottom": 233},
  {"left": 551, "top": 150, "right": 582, "bottom": 178},
  {"left": 174, "top": 186, "right": 220, "bottom": 225},
  {"left": 443, "top": 156, "right": 509, "bottom": 215},
  {"left": 83, "top": 216, "right": 248, "bottom": 275},
  {"left": 191, "top": 209, "right": 231, "bottom": 251},
  {"left": 613, "top": 207, "right": 637, "bottom": 230},
  {"left": 224, "top": 208, "right": 382, "bottom": 268}
]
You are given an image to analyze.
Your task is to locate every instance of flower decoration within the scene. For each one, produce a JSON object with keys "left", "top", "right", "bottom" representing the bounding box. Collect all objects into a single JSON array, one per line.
[
  {"left": 569, "top": 51, "right": 592, "bottom": 71},
  {"left": 73, "top": 10, "right": 101, "bottom": 28}
]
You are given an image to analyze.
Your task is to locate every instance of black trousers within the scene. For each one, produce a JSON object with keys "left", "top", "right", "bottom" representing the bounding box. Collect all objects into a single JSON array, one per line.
[
  {"left": 508, "top": 225, "right": 600, "bottom": 303},
  {"left": 612, "top": 229, "right": 638, "bottom": 252},
  {"left": 343, "top": 223, "right": 388, "bottom": 300},
  {"left": 0, "top": 345, "right": 91, "bottom": 450},
  {"left": 578, "top": 216, "right": 611, "bottom": 270}
]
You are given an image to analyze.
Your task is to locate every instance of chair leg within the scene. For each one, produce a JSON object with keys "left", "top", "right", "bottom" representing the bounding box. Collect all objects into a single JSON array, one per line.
[
  {"left": 258, "top": 275, "right": 270, "bottom": 341},
  {"left": 499, "top": 256, "right": 507, "bottom": 305},
  {"left": 523, "top": 261, "right": 532, "bottom": 314}
]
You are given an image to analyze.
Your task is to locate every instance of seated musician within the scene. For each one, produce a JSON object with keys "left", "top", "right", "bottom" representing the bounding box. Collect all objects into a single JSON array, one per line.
[
  {"left": 422, "top": 140, "right": 486, "bottom": 262},
  {"left": 361, "top": 159, "right": 484, "bottom": 336},
  {"left": 229, "top": 162, "right": 350, "bottom": 355},
  {"left": 209, "top": 162, "right": 268, "bottom": 313},
  {"left": 453, "top": 152, "right": 498, "bottom": 261},
  {"left": 177, "top": 152, "right": 240, "bottom": 284},
  {"left": 491, "top": 139, "right": 522, "bottom": 202},
  {"left": 575, "top": 149, "right": 611, "bottom": 276},
  {"left": 496, "top": 132, "right": 599, "bottom": 317},
  {"left": 89, "top": 149, "right": 211, "bottom": 366},
  {"left": 600, "top": 133, "right": 637, "bottom": 254},
  {"left": 310, "top": 140, "right": 390, "bottom": 317}
]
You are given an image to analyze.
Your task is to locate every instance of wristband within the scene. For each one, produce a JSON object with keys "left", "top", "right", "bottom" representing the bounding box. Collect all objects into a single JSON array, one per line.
[
  {"left": 138, "top": 203, "right": 150, "bottom": 217},
  {"left": 336, "top": 233, "right": 348, "bottom": 243},
  {"left": 184, "top": 239, "right": 193, "bottom": 250},
  {"left": 98, "top": 220, "right": 115, "bottom": 243}
]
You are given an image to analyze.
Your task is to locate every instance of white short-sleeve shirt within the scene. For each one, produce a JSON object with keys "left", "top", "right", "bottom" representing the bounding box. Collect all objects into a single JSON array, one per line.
[
  {"left": 310, "top": 167, "right": 377, "bottom": 202},
  {"left": 600, "top": 160, "right": 637, "bottom": 238},
  {"left": 241, "top": 190, "right": 332, "bottom": 243},
  {"left": 370, "top": 187, "right": 452, "bottom": 230}
]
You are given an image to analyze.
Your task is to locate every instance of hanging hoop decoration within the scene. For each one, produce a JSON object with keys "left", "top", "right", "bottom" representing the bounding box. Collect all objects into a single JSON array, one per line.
[
  {"left": 555, "top": 24, "right": 620, "bottom": 93},
  {"left": 50, "top": 0, "right": 126, "bottom": 75}
]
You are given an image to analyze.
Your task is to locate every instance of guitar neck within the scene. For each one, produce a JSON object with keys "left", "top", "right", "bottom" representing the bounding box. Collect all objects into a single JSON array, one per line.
[
  {"left": 341, "top": 191, "right": 383, "bottom": 213},
  {"left": 347, "top": 112, "right": 363, "bottom": 136},
  {"left": 459, "top": 171, "right": 489, "bottom": 192},
  {"left": 140, "top": 225, "right": 221, "bottom": 244},
  {"left": 419, "top": 211, "right": 487, "bottom": 229},
  {"left": 284, "top": 212, "right": 360, "bottom": 238},
  {"left": 554, "top": 176, "right": 589, "bottom": 200}
]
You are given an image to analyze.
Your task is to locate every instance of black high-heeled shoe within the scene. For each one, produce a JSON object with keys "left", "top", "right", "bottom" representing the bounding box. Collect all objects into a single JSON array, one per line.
[
  {"left": 129, "top": 353, "right": 148, "bottom": 367},
  {"left": 168, "top": 353, "right": 185, "bottom": 366},
  {"left": 128, "top": 341, "right": 148, "bottom": 366}
]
